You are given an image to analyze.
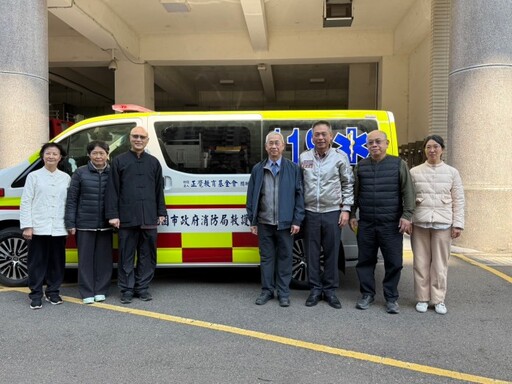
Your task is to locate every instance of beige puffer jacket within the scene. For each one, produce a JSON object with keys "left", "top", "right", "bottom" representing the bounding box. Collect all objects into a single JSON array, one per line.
[{"left": 410, "top": 161, "right": 465, "bottom": 228}]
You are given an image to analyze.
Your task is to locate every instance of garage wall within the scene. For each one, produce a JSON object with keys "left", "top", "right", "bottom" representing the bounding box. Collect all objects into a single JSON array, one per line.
[
  {"left": 379, "top": 55, "right": 409, "bottom": 146},
  {"left": 408, "top": 36, "right": 431, "bottom": 143}
]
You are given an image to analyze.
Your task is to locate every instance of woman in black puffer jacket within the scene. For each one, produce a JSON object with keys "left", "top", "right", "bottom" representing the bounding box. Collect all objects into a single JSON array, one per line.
[{"left": 65, "top": 140, "right": 113, "bottom": 304}]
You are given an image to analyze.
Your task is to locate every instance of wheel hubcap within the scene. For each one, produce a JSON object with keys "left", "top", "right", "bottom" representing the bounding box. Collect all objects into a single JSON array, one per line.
[
  {"left": 0, "top": 237, "right": 29, "bottom": 282},
  {"left": 292, "top": 238, "right": 308, "bottom": 283}
]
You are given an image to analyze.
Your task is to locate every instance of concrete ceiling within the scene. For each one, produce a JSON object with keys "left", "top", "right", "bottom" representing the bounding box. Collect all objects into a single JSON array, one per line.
[{"left": 47, "top": 0, "right": 426, "bottom": 115}]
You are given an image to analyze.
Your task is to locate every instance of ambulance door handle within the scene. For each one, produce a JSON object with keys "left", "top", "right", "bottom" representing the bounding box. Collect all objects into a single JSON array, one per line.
[{"left": 164, "top": 176, "right": 172, "bottom": 191}]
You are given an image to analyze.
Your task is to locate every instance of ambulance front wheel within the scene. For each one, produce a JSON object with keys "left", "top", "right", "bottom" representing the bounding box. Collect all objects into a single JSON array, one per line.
[{"left": 0, "top": 227, "right": 29, "bottom": 287}]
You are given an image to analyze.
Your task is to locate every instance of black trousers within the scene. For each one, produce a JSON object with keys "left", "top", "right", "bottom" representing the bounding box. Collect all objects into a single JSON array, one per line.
[
  {"left": 355, "top": 221, "right": 403, "bottom": 301},
  {"left": 304, "top": 210, "right": 341, "bottom": 295},
  {"left": 117, "top": 227, "right": 157, "bottom": 295},
  {"left": 76, "top": 230, "right": 113, "bottom": 299},
  {"left": 257, "top": 223, "right": 294, "bottom": 298},
  {"left": 27, "top": 235, "right": 66, "bottom": 300}
]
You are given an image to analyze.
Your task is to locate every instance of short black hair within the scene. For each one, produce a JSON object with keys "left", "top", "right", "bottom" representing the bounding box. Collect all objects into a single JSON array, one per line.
[
  {"left": 422, "top": 135, "right": 445, "bottom": 149},
  {"left": 39, "top": 142, "right": 66, "bottom": 159},
  {"left": 312, "top": 120, "right": 333, "bottom": 136},
  {"left": 312, "top": 120, "right": 331, "bottom": 130},
  {"left": 86, "top": 140, "right": 110, "bottom": 154}
]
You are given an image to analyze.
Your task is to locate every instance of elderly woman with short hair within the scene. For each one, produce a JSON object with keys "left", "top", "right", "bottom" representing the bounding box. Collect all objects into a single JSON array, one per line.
[
  {"left": 65, "top": 140, "right": 113, "bottom": 304},
  {"left": 20, "top": 142, "right": 71, "bottom": 309}
]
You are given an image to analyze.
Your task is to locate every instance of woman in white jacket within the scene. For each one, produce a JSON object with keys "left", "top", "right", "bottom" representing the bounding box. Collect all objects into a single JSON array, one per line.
[
  {"left": 20, "top": 143, "right": 71, "bottom": 310},
  {"left": 410, "top": 135, "right": 465, "bottom": 315}
]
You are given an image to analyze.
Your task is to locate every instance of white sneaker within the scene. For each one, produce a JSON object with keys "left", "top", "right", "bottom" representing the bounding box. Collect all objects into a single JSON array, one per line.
[
  {"left": 415, "top": 302, "right": 428, "bottom": 313},
  {"left": 435, "top": 303, "right": 447, "bottom": 315},
  {"left": 83, "top": 297, "right": 95, "bottom": 304}
]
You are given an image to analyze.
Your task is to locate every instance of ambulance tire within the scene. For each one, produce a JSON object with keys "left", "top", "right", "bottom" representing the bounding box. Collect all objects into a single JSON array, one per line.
[
  {"left": 290, "top": 232, "right": 345, "bottom": 290},
  {"left": 0, "top": 227, "right": 29, "bottom": 287},
  {"left": 290, "top": 233, "right": 310, "bottom": 289}
]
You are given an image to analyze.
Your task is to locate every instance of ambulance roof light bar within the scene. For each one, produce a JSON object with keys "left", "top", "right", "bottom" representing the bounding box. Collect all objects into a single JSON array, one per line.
[{"left": 112, "top": 104, "right": 154, "bottom": 113}]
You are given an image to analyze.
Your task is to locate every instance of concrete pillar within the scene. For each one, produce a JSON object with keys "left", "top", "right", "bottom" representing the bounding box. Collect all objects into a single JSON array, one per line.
[
  {"left": 0, "top": 0, "right": 48, "bottom": 167},
  {"left": 348, "top": 63, "right": 377, "bottom": 110},
  {"left": 429, "top": 0, "right": 450, "bottom": 147},
  {"left": 379, "top": 55, "right": 409, "bottom": 145},
  {"left": 115, "top": 60, "right": 155, "bottom": 110},
  {"left": 448, "top": 0, "right": 512, "bottom": 252}
]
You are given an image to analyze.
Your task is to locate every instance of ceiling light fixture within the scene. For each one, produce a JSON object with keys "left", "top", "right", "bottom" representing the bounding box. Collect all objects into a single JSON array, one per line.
[
  {"left": 309, "top": 78, "right": 325, "bottom": 83},
  {"left": 108, "top": 48, "right": 117, "bottom": 71},
  {"left": 219, "top": 79, "right": 234, "bottom": 85},
  {"left": 160, "top": 0, "right": 191, "bottom": 13}
]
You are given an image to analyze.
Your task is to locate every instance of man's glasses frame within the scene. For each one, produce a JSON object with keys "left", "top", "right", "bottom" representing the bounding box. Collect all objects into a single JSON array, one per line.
[
  {"left": 366, "top": 139, "right": 386, "bottom": 146},
  {"left": 131, "top": 134, "right": 148, "bottom": 140}
]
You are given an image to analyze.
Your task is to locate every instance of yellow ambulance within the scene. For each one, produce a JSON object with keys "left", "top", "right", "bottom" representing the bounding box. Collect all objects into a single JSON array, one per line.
[{"left": 0, "top": 106, "right": 398, "bottom": 287}]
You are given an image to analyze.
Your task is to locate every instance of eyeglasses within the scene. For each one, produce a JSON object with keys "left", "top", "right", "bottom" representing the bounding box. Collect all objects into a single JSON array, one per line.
[
  {"left": 366, "top": 139, "right": 386, "bottom": 146},
  {"left": 131, "top": 134, "right": 148, "bottom": 140}
]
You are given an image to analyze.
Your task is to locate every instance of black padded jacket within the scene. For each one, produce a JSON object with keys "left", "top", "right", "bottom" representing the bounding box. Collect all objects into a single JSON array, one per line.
[{"left": 65, "top": 162, "right": 110, "bottom": 230}]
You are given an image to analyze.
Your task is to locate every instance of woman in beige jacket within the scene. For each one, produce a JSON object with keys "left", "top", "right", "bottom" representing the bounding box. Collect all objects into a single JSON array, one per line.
[{"left": 410, "top": 135, "right": 465, "bottom": 315}]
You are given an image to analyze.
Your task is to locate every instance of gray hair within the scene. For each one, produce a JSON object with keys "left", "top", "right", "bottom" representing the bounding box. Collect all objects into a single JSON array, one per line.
[{"left": 265, "top": 131, "right": 285, "bottom": 145}]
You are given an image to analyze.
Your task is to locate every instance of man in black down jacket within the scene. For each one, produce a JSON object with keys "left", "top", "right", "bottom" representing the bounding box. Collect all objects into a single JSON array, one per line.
[{"left": 350, "top": 130, "right": 415, "bottom": 314}]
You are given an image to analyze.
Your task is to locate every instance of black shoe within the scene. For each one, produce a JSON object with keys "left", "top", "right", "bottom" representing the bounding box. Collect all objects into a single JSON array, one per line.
[
  {"left": 120, "top": 292, "right": 133, "bottom": 304},
  {"left": 305, "top": 293, "right": 321, "bottom": 307},
  {"left": 278, "top": 297, "right": 290, "bottom": 307},
  {"left": 386, "top": 301, "right": 400, "bottom": 314},
  {"left": 45, "top": 294, "right": 63, "bottom": 305},
  {"left": 255, "top": 292, "right": 274, "bottom": 305},
  {"left": 30, "top": 298, "right": 42, "bottom": 310},
  {"left": 135, "top": 292, "right": 153, "bottom": 301},
  {"left": 356, "top": 294, "right": 375, "bottom": 310},
  {"left": 324, "top": 294, "right": 342, "bottom": 309}
]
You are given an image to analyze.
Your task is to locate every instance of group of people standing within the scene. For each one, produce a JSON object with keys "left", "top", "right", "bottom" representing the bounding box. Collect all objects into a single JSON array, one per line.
[
  {"left": 20, "top": 121, "right": 464, "bottom": 315},
  {"left": 20, "top": 127, "right": 165, "bottom": 309},
  {"left": 247, "top": 122, "right": 465, "bottom": 315}
]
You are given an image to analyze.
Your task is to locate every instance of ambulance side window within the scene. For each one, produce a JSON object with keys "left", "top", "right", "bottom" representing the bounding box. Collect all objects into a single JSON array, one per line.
[
  {"left": 58, "top": 123, "right": 135, "bottom": 173},
  {"left": 264, "top": 119, "right": 378, "bottom": 165},
  {"left": 11, "top": 123, "right": 135, "bottom": 187},
  {"left": 155, "top": 120, "right": 261, "bottom": 174}
]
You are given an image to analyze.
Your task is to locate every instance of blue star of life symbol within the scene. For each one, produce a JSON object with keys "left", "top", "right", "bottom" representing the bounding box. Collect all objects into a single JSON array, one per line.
[{"left": 333, "top": 127, "right": 369, "bottom": 164}]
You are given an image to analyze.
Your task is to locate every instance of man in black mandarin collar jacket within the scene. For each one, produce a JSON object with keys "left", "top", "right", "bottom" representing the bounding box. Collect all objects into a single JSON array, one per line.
[{"left": 106, "top": 126, "right": 167, "bottom": 304}]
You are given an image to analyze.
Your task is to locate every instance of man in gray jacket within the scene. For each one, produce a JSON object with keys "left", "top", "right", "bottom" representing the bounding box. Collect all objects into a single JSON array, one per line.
[{"left": 299, "top": 121, "right": 354, "bottom": 309}]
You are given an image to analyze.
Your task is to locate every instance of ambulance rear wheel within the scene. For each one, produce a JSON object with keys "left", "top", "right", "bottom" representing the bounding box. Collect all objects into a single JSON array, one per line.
[
  {"left": 291, "top": 234, "right": 309, "bottom": 289},
  {"left": 0, "top": 228, "right": 29, "bottom": 287},
  {"left": 290, "top": 233, "right": 344, "bottom": 290},
  {"left": 290, "top": 233, "right": 326, "bottom": 290}
]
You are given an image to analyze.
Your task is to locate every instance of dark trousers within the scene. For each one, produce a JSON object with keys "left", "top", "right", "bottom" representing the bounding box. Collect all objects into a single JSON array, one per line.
[
  {"left": 76, "top": 230, "right": 113, "bottom": 298},
  {"left": 117, "top": 227, "right": 157, "bottom": 295},
  {"left": 257, "top": 224, "right": 294, "bottom": 298},
  {"left": 356, "top": 221, "right": 403, "bottom": 301},
  {"left": 304, "top": 210, "right": 341, "bottom": 295},
  {"left": 27, "top": 235, "right": 66, "bottom": 300}
]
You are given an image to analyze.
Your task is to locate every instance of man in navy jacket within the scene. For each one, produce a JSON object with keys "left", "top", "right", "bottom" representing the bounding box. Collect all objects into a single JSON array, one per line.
[{"left": 246, "top": 131, "right": 304, "bottom": 307}]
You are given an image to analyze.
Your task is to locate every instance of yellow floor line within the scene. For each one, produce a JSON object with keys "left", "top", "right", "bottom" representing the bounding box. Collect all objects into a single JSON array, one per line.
[
  {"left": 1, "top": 252, "right": 509, "bottom": 383},
  {"left": 452, "top": 253, "right": 512, "bottom": 284},
  {"left": 2, "top": 287, "right": 510, "bottom": 384}
]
